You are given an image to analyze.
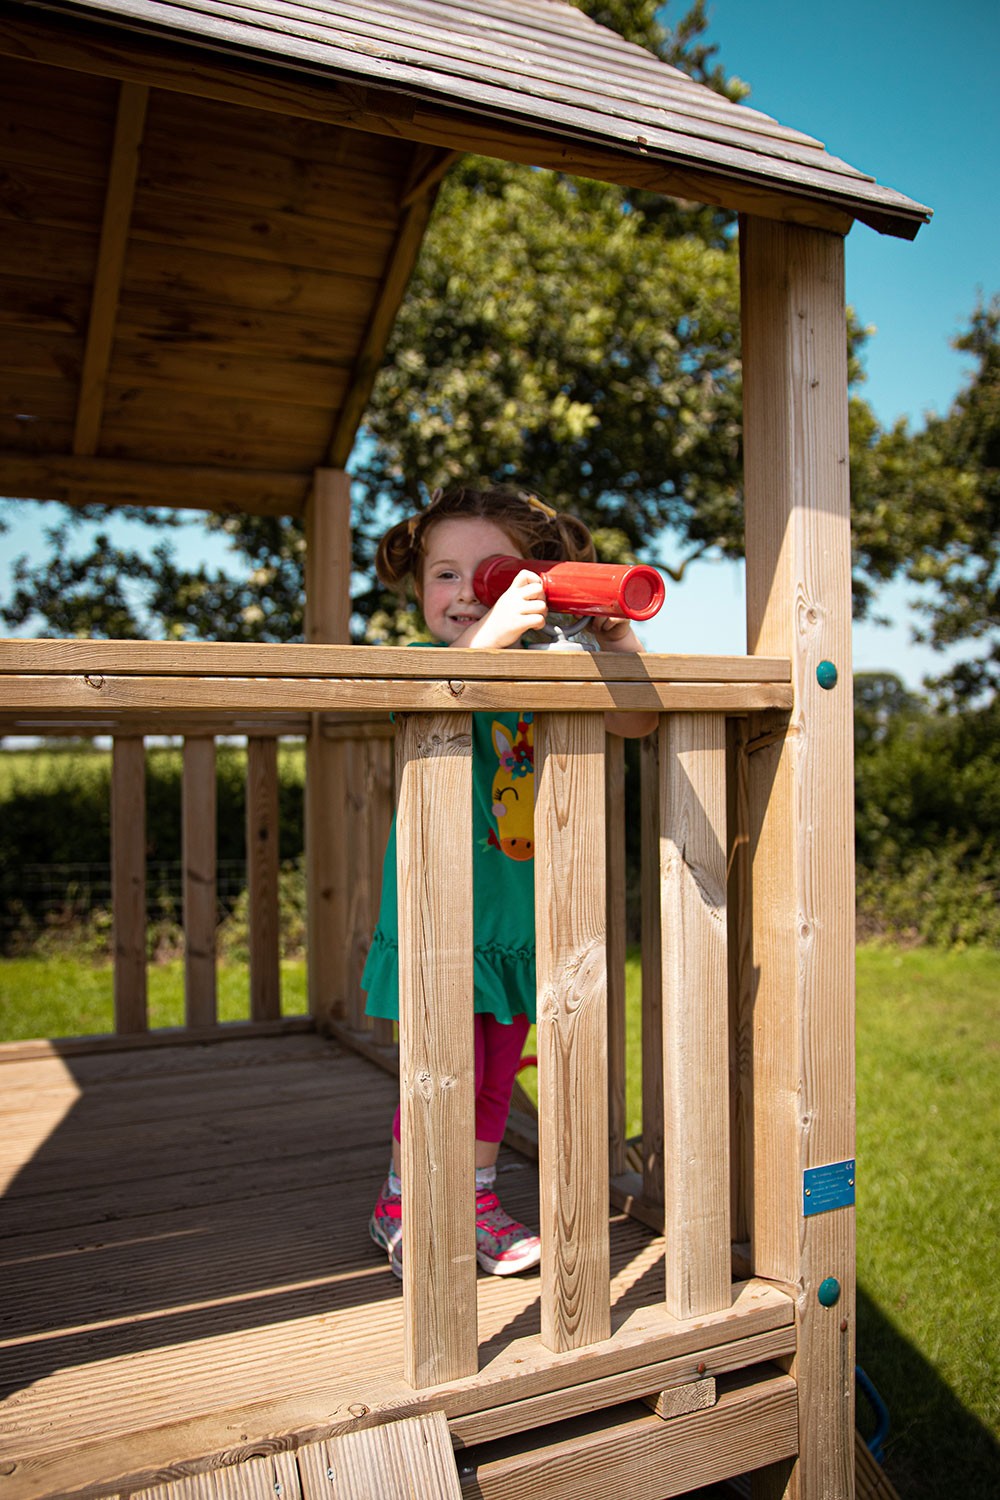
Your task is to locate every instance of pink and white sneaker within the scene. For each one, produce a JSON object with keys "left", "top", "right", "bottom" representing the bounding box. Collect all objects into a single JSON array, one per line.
[
  {"left": 369, "top": 1178, "right": 403, "bottom": 1279},
  {"left": 475, "top": 1187, "right": 541, "bottom": 1275}
]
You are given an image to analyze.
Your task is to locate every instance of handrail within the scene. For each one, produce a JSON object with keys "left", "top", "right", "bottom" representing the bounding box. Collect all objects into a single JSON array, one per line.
[
  {"left": 3, "top": 650, "right": 760, "bottom": 1393},
  {"left": 0, "top": 637, "right": 791, "bottom": 682}
]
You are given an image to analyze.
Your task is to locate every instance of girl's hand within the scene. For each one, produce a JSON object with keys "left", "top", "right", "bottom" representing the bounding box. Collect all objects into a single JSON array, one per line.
[
  {"left": 452, "top": 570, "right": 547, "bottom": 649},
  {"left": 591, "top": 614, "right": 643, "bottom": 653}
]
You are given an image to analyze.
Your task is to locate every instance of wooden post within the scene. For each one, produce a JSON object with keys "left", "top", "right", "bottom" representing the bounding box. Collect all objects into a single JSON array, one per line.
[
  {"left": 741, "top": 216, "right": 857, "bottom": 1500},
  {"left": 396, "top": 712, "right": 477, "bottom": 1388},
  {"left": 111, "top": 736, "right": 147, "bottom": 1033},
  {"left": 660, "top": 713, "right": 731, "bottom": 1319},
  {"left": 182, "top": 735, "right": 217, "bottom": 1028},
  {"left": 305, "top": 467, "right": 353, "bottom": 1028},
  {"left": 247, "top": 736, "right": 280, "bottom": 1021},
  {"left": 535, "top": 711, "right": 610, "bottom": 1353}
]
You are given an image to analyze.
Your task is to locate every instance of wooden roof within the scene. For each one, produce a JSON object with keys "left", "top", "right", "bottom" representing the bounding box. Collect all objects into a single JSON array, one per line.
[{"left": 0, "top": 0, "right": 931, "bottom": 519}]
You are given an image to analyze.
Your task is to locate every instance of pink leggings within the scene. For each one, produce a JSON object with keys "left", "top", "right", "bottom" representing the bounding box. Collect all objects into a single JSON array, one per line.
[{"left": 392, "top": 1012, "right": 530, "bottom": 1145}]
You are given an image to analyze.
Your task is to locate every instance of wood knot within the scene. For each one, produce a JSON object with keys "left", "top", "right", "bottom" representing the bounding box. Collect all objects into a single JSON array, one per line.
[
  {"left": 448, "top": 679, "right": 466, "bottom": 697},
  {"left": 83, "top": 674, "right": 104, "bottom": 690}
]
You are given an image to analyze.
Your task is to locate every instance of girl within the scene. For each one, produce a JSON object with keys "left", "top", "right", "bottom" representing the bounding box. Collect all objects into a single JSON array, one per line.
[{"left": 362, "top": 485, "right": 656, "bottom": 1279}]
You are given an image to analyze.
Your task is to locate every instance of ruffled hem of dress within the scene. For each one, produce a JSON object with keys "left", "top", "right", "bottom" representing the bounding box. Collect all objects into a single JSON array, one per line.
[{"left": 362, "top": 933, "right": 536, "bottom": 1024}]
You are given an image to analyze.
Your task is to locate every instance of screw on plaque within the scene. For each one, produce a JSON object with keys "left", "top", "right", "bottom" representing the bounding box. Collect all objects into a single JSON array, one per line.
[{"left": 816, "top": 660, "right": 838, "bottom": 689}]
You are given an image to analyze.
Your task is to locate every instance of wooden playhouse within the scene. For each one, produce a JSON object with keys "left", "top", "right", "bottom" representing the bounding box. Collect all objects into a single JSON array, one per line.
[{"left": 0, "top": 2, "right": 929, "bottom": 1496}]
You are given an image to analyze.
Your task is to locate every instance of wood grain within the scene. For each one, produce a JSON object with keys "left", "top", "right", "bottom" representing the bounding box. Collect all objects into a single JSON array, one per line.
[
  {"left": 741, "top": 215, "right": 857, "bottom": 1499},
  {"left": 535, "top": 711, "right": 610, "bottom": 1353},
  {"left": 182, "top": 736, "right": 217, "bottom": 1028},
  {"left": 73, "top": 80, "right": 147, "bottom": 456},
  {"left": 457, "top": 1370, "right": 797, "bottom": 1500},
  {"left": 304, "top": 467, "right": 352, "bottom": 1027},
  {"left": 0, "top": 674, "right": 794, "bottom": 718},
  {"left": 0, "top": 12, "right": 928, "bottom": 237},
  {"left": 396, "top": 712, "right": 478, "bottom": 1387},
  {"left": 0, "top": 638, "right": 791, "bottom": 682},
  {"left": 639, "top": 729, "right": 663, "bottom": 1207},
  {"left": 299, "top": 1410, "right": 461, "bottom": 1499},
  {"left": 659, "top": 714, "right": 731, "bottom": 1319},
  {"left": 246, "top": 736, "right": 281, "bottom": 1022},
  {"left": 604, "top": 732, "right": 627, "bottom": 1178},
  {"left": 111, "top": 735, "right": 147, "bottom": 1034}
]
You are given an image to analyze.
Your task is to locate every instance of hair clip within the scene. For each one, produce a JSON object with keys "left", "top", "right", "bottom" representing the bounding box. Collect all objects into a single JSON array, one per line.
[
  {"left": 429, "top": 487, "right": 444, "bottom": 505},
  {"left": 522, "top": 493, "right": 557, "bottom": 519},
  {"left": 406, "top": 515, "right": 420, "bottom": 537}
]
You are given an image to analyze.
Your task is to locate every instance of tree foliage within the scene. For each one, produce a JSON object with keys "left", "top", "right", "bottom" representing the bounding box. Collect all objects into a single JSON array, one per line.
[
  {"left": 851, "top": 296, "right": 1000, "bottom": 702},
  {"left": 854, "top": 672, "right": 999, "bottom": 944},
  {"left": 0, "top": 0, "right": 995, "bottom": 708},
  {"left": 2, "top": 1, "right": 751, "bottom": 643}
]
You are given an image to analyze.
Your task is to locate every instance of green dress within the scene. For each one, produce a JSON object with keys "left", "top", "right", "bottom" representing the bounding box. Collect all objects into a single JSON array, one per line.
[{"left": 362, "top": 705, "right": 537, "bottom": 1024}]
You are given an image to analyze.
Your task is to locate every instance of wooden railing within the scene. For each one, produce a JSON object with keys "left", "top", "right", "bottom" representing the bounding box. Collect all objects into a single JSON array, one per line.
[
  {"left": 25, "top": 726, "right": 294, "bottom": 1036},
  {"left": 0, "top": 638, "right": 793, "bottom": 1386}
]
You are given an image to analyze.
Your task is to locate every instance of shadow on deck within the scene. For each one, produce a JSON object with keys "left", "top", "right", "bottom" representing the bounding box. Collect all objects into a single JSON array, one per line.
[{"left": 2, "top": 1030, "right": 762, "bottom": 1499}]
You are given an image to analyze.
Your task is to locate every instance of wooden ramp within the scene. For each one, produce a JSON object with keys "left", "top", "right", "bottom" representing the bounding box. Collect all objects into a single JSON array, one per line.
[
  {"left": 0, "top": 1030, "right": 795, "bottom": 1500},
  {"left": 120, "top": 1411, "right": 461, "bottom": 1497}
]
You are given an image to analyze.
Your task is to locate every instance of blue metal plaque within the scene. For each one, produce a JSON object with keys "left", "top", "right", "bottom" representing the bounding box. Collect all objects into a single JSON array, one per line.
[{"left": 803, "top": 1160, "right": 856, "bottom": 1217}]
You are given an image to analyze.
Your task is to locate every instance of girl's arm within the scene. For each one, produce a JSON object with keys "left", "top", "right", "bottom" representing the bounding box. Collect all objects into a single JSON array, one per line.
[{"left": 591, "top": 616, "right": 659, "bottom": 739}]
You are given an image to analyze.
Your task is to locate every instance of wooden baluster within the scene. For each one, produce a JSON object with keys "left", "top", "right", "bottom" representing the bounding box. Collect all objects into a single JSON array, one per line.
[
  {"left": 183, "top": 735, "right": 217, "bottom": 1028},
  {"left": 343, "top": 732, "right": 370, "bottom": 1028},
  {"left": 605, "top": 732, "right": 627, "bottom": 1178},
  {"left": 112, "top": 735, "right": 147, "bottom": 1034},
  {"left": 369, "top": 729, "right": 396, "bottom": 1047},
  {"left": 247, "top": 736, "right": 280, "bottom": 1022},
  {"left": 396, "top": 712, "right": 477, "bottom": 1388},
  {"left": 639, "top": 728, "right": 664, "bottom": 1205},
  {"left": 727, "top": 716, "right": 754, "bottom": 1254},
  {"left": 660, "top": 713, "right": 731, "bottom": 1319},
  {"left": 536, "top": 710, "right": 610, "bottom": 1353}
]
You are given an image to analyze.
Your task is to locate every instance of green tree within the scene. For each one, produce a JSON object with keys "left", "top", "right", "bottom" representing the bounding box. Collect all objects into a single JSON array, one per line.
[
  {"left": 850, "top": 296, "right": 999, "bottom": 703},
  {"left": 2, "top": 1, "right": 753, "bottom": 642},
  {"left": 853, "top": 673, "right": 999, "bottom": 945}
]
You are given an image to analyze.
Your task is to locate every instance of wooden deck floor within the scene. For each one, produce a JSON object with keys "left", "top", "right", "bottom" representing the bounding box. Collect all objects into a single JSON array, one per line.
[{"left": 0, "top": 1031, "right": 794, "bottom": 1500}]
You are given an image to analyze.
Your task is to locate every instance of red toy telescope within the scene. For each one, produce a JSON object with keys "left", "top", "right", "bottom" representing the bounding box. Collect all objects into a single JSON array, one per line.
[{"left": 473, "top": 555, "right": 665, "bottom": 622}]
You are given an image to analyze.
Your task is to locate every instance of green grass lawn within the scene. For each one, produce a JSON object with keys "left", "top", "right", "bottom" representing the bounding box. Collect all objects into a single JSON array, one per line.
[
  {"left": 0, "top": 957, "right": 308, "bottom": 1037},
  {"left": 0, "top": 945, "right": 996, "bottom": 1496}
]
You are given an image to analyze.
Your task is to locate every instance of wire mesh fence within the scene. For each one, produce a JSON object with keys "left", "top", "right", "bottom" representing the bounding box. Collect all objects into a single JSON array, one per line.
[{"left": 0, "top": 859, "right": 257, "bottom": 956}]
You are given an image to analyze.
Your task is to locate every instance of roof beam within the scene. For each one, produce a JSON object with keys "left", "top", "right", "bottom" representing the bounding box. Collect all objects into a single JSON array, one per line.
[
  {"left": 73, "top": 79, "right": 148, "bottom": 456},
  {"left": 326, "top": 144, "right": 458, "bottom": 468},
  {"left": 0, "top": 452, "right": 309, "bottom": 516}
]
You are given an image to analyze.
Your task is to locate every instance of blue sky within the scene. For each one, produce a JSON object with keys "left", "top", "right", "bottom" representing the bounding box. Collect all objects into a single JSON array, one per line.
[
  {"left": 640, "top": 0, "right": 999, "bottom": 678},
  {"left": 2, "top": 0, "right": 997, "bottom": 687}
]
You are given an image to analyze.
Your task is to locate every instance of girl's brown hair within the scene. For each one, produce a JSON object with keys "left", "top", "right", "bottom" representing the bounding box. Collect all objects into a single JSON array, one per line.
[{"left": 375, "top": 485, "right": 595, "bottom": 594}]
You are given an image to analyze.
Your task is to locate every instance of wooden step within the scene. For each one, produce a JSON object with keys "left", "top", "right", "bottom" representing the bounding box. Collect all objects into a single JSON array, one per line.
[{"left": 454, "top": 1368, "right": 797, "bottom": 1500}]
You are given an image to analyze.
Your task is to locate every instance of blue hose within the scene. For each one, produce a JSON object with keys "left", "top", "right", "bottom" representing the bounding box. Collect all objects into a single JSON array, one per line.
[{"left": 856, "top": 1365, "right": 891, "bottom": 1464}]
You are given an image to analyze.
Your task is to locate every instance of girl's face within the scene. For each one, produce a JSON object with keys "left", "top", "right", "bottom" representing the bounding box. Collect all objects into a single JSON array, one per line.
[{"left": 419, "top": 517, "right": 523, "bottom": 644}]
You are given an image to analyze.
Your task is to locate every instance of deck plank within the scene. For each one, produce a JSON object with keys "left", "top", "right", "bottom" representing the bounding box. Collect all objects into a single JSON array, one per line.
[{"left": 0, "top": 1032, "right": 789, "bottom": 1500}]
